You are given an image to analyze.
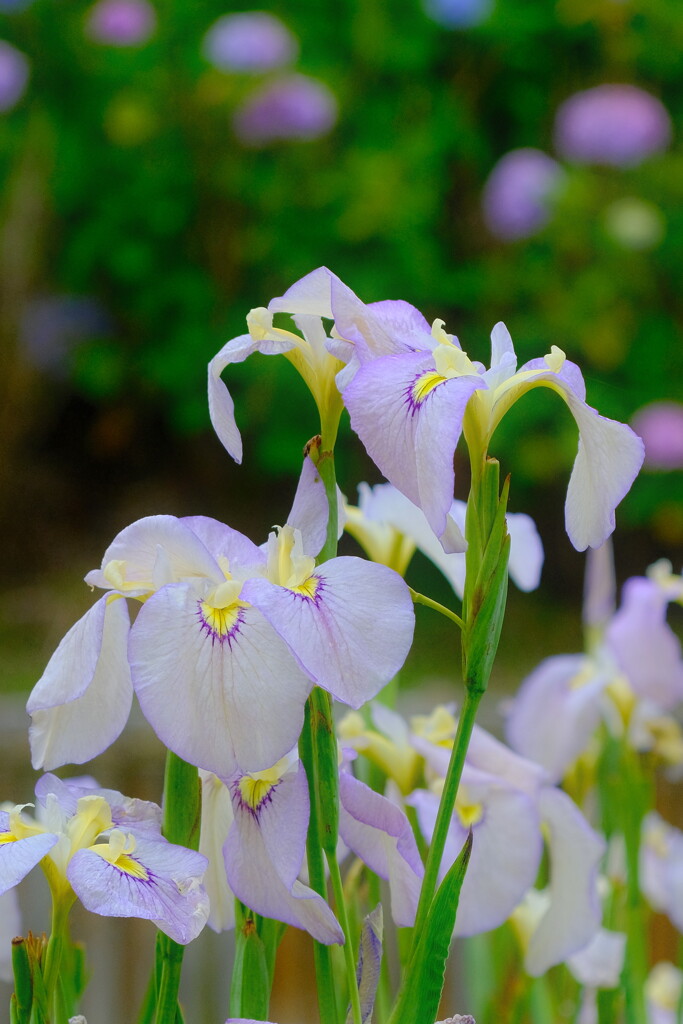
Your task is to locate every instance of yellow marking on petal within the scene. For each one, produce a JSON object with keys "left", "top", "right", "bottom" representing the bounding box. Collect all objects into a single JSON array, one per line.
[
  {"left": 543, "top": 345, "right": 566, "bottom": 374},
  {"left": 0, "top": 832, "right": 17, "bottom": 843},
  {"left": 91, "top": 830, "right": 149, "bottom": 879},
  {"left": 289, "top": 575, "right": 320, "bottom": 599},
  {"left": 455, "top": 786, "right": 484, "bottom": 828},
  {"left": 200, "top": 602, "right": 243, "bottom": 637},
  {"left": 238, "top": 759, "right": 288, "bottom": 811},
  {"left": 412, "top": 371, "right": 447, "bottom": 404}
]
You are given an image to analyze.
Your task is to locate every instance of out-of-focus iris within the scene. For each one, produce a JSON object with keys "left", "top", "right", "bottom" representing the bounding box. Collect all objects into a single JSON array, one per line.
[
  {"left": 85, "top": 0, "right": 157, "bottom": 47},
  {"left": 631, "top": 402, "right": 683, "bottom": 471},
  {"left": 482, "top": 148, "right": 566, "bottom": 240},
  {"left": 554, "top": 84, "right": 672, "bottom": 167},
  {"left": 0, "top": 40, "right": 29, "bottom": 112},
  {"left": 232, "top": 73, "right": 338, "bottom": 146},
  {"left": 0, "top": 0, "right": 35, "bottom": 11},
  {"left": 202, "top": 12, "right": 298, "bottom": 73},
  {"left": 422, "top": 0, "right": 493, "bottom": 28},
  {"left": 20, "top": 295, "right": 112, "bottom": 376}
]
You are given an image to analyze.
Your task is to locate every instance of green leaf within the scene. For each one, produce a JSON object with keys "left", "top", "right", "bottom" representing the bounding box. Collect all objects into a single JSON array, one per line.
[
  {"left": 387, "top": 833, "right": 473, "bottom": 1024},
  {"left": 230, "top": 913, "right": 271, "bottom": 1022}
]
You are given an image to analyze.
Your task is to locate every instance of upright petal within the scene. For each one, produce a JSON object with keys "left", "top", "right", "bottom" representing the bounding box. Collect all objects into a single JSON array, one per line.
[
  {"left": 130, "top": 581, "right": 312, "bottom": 776},
  {"left": 242, "top": 557, "right": 415, "bottom": 708},
  {"left": 28, "top": 595, "right": 133, "bottom": 770},
  {"left": 198, "top": 772, "right": 236, "bottom": 932}
]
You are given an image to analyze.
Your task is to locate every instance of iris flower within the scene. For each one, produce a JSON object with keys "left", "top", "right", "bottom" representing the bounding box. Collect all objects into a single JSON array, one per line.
[
  {"left": 28, "top": 458, "right": 414, "bottom": 775},
  {"left": 0, "top": 775, "right": 209, "bottom": 944}
]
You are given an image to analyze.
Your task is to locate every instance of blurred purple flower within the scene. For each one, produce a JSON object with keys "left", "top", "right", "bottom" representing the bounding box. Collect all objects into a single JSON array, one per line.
[
  {"left": 0, "top": 41, "right": 29, "bottom": 112},
  {"left": 632, "top": 402, "right": 683, "bottom": 470},
  {"left": 21, "top": 295, "right": 112, "bottom": 376},
  {"left": 482, "top": 148, "right": 565, "bottom": 240},
  {"left": 202, "top": 12, "right": 298, "bottom": 73},
  {"left": 85, "top": 0, "right": 156, "bottom": 47},
  {"left": 554, "top": 84, "right": 672, "bottom": 167},
  {"left": 233, "top": 74, "right": 337, "bottom": 146},
  {"left": 422, "top": 0, "right": 493, "bottom": 28},
  {"left": 0, "top": 0, "right": 35, "bottom": 11}
]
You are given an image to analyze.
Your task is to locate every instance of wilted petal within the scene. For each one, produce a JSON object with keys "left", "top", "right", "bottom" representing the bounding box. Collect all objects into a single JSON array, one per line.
[
  {"left": 130, "top": 581, "right": 312, "bottom": 776},
  {"left": 343, "top": 352, "right": 485, "bottom": 547},
  {"left": 505, "top": 655, "right": 607, "bottom": 782},
  {"left": 28, "top": 595, "right": 133, "bottom": 770},
  {"left": 68, "top": 834, "right": 209, "bottom": 944},
  {"left": 242, "top": 557, "right": 414, "bottom": 708},
  {"left": 351, "top": 905, "right": 384, "bottom": 1024},
  {"left": 198, "top": 772, "right": 236, "bottom": 932},
  {"left": 339, "top": 772, "right": 423, "bottom": 926},
  {"left": 525, "top": 787, "right": 604, "bottom": 975},
  {"left": 606, "top": 577, "right": 683, "bottom": 709}
]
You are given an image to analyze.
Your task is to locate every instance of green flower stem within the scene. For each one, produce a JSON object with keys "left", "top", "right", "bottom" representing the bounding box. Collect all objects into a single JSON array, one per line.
[
  {"left": 299, "top": 700, "right": 340, "bottom": 1024},
  {"left": 42, "top": 898, "right": 71, "bottom": 1008},
  {"left": 408, "top": 588, "right": 464, "bottom": 629},
  {"left": 619, "top": 744, "right": 650, "bottom": 1024},
  {"left": 153, "top": 751, "right": 201, "bottom": 1024},
  {"left": 411, "top": 684, "right": 483, "bottom": 941},
  {"left": 306, "top": 435, "right": 338, "bottom": 564},
  {"left": 327, "top": 850, "right": 363, "bottom": 1024}
]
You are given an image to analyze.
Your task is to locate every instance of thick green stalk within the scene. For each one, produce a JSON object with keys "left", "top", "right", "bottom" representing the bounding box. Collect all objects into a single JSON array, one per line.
[
  {"left": 619, "top": 745, "right": 649, "bottom": 1024},
  {"left": 328, "top": 852, "right": 363, "bottom": 1024}
]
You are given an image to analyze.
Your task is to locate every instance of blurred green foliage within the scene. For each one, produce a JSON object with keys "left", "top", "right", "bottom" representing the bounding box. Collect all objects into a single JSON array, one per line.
[{"left": 2, "top": 0, "right": 683, "bottom": 543}]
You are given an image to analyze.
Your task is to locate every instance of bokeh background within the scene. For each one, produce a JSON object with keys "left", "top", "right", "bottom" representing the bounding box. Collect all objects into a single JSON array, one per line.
[{"left": 2, "top": 0, "right": 683, "bottom": 1019}]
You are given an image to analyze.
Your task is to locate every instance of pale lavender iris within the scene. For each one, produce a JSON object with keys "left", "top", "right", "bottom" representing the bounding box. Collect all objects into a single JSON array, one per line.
[
  {"left": 20, "top": 295, "right": 112, "bottom": 376},
  {"left": 423, "top": 0, "right": 493, "bottom": 29},
  {"left": 0, "top": 41, "right": 29, "bottom": 112},
  {"left": 410, "top": 717, "right": 604, "bottom": 974},
  {"left": 233, "top": 74, "right": 338, "bottom": 145},
  {"left": 632, "top": 402, "right": 683, "bottom": 470},
  {"left": 202, "top": 12, "right": 298, "bottom": 73},
  {"left": 0, "top": 775, "right": 209, "bottom": 944},
  {"left": 85, "top": 0, "right": 156, "bottom": 46},
  {"left": 482, "top": 148, "right": 566, "bottom": 240},
  {"left": 554, "top": 84, "right": 672, "bottom": 167},
  {"left": 28, "top": 457, "right": 414, "bottom": 777}
]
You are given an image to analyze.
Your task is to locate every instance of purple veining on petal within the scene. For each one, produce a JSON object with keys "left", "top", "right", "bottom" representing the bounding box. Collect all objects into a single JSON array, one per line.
[
  {"left": 230, "top": 776, "right": 281, "bottom": 821},
  {"left": 196, "top": 601, "right": 247, "bottom": 648},
  {"left": 287, "top": 574, "right": 326, "bottom": 605},
  {"left": 402, "top": 368, "right": 444, "bottom": 416}
]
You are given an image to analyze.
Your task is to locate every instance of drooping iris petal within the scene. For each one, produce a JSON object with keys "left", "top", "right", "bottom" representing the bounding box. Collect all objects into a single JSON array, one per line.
[
  {"left": 130, "top": 581, "right": 312, "bottom": 776},
  {"left": 505, "top": 654, "right": 607, "bottom": 781},
  {"left": 525, "top": 787, "right": 604, "bottom": 976},
  {"left": 27, "top": 595, "right": 133, "bottom": 770},
  {"left": 208, "top": 332, "right": 295, "bottom": 463},
  {"left": 641, "top": 813, "right": 683, "bottom": 932},
  {"left": 84, "top": 515, "right": 223, "bottom": 594},
  {"left": 224, "top": 769, "right": 343, "bottom": 944},
  {"left": 606, "top": 577, "right": 683, "bottom": 709},
  {"left": 0, "top": 814, "right": 58, "bottom": 893},
  {"left": 409, "top": 775, "right": 543, "bottom": 936},
  {"left": 338, "top": 771, "right": 423, "bottom": 926},
  {"left": 241, "top": 557, "right": 414, "bottom": 708},
  {"left": 198, "top": 772, "right": 236, "bottom": 932},
  {"left": 567, "top": 928, "right": 626, "bottom": 988},
  {"left": 68, "top": 835, "right": 209, "bottom": 944},
  {"left": 343, "top": 351, "right": 486, "bottom": 550}
]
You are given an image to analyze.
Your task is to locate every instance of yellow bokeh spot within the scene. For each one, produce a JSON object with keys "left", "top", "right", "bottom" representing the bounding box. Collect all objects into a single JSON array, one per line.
[{"left": 411, "top": 706, "right": 457, "bottom": 748}]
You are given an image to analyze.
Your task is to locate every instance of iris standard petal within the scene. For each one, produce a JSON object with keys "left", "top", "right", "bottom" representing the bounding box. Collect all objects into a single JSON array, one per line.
[
  {"left": 130, "top": 581, "right": 312, "bottom": 776},
  {"left": 505, "top": 654, "right": 607, "bottom": 782},
  {"left": 343, "top": 351, "right": 486, "bottom": 548},
  {"left": 198, "top": 772, "right": 236, "bottom": 932},
  {"left": 181, "top": 516, "right": 266, "bottom": 576},
  {"left": 338, "top": 771, "right": 423, "bottom": 926},
  {"left": 85, "top": 514, "right": 223, "bottom": 594},
  {"left": 28, "top": 595, "right": 133, "bottom": 770},
  {"left": 525, "top": 787, "right": 604, "bottom": 976},
  {"left": 241, "top": 557, "right": 414, "bottom": 708},
  {"left": 68, "top": 836, "right": 209, "bottom": 944}
]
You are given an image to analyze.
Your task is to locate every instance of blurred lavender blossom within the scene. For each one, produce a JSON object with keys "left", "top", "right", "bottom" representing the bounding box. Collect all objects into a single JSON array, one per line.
[
  {"left": 202, "top": 12, "right": 298, "bottom": 73},
  {"left": 233, "top": 73, "right": 337, "bottom": 145},
  {"left": 554, "top": 84, "right": 672, "bottom": 167},
  {"left": 85, "top": 0, "right": 157, "bottom": 47},
  {"left": 0, "top": 40, "right": 29, "bottom": 112},
  {"left": 482, "top": 148, "right": 566, "bottom": 240},
  {"left": 631, "top": 402, "right": 683, "bottom": 470},
  {"left": 20, "top": 295, "right": 112, "bottom": 377},
  {"left": 422, "top": 0, "right": 492, "bottom": 28}
]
